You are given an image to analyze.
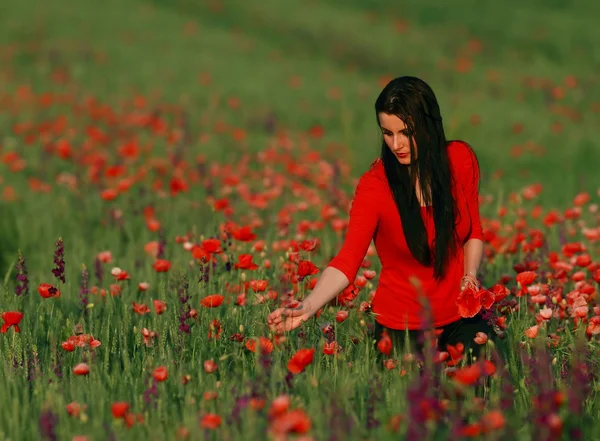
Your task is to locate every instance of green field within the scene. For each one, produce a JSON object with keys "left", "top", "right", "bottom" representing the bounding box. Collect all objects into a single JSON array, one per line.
[{"left": 1, "top": 0, "right": 600, "bottom": 440}]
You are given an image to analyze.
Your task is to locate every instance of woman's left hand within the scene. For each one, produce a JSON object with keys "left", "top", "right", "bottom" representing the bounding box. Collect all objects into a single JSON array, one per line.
[{"left": 460, "top": 275, "right": 479, "bottom": 291}]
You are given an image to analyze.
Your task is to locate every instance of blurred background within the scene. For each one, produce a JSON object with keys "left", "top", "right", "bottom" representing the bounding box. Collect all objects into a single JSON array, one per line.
[{"left": 2, "top": 0, "right": 600, "bottom": 199}]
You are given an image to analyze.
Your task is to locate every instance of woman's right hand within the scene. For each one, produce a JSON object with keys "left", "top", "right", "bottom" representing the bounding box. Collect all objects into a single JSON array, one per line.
[
  {"left": 267, "top": 302, "right": 312, "bottom": 333},
  {"left": 266, "top": 267, "right": 351, "bottom": 334}
]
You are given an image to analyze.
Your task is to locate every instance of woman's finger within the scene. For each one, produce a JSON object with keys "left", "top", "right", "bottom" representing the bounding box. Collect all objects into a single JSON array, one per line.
[
  {"left": 269, "top": 313, "right": 284, "bottom": 326},
  {"left": 282, "top": 304, "right": 305, "bottom": 317},
  {"left": 268, "top": 308, "right": 285, "bottom": 320}
]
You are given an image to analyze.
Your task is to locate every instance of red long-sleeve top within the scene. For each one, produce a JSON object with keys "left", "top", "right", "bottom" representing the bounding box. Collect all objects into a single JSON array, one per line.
[{"left": 327, "top": 141, "right": 484, "bottom": 330}]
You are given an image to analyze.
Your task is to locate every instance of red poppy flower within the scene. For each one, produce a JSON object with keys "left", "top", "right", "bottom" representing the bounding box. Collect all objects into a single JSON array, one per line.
[
  {"left": 297, "top": 260, "right": 319, "bottom": 278},
  {"left": 287, "top": 348, "right": 315, "bottom": 374},
  {"left": 516, "top": 271, "right": 537, "bottom": 287},
  {"left": 153, "top": 366, "right": 168, "bottom": 382},
  {"left": 335, "top": 310, "right": 349, "bottom": 323},
  {"left": 204, "top": 360, "right": 218, "bottom": 373},
  {"left": 232, "top": 226, "right": 256, "bottom": 242},
  {"left": 111, "top": 402, "right": 129, "bottom": 418},
  {"left": 72, "top": 363, "right": 90, "bottom": 376},
  {"left": 449, "top": 363, "right": 482, "bottom": 386},
  {"left": 249, "top": 280, "right": 268, "bottom": 292},
  {"left": 299, "top": 238, "right": 319, "bottom": 252},
  {"left": 491, "top": 283, "right": 510, "bottom": 302},
  {"left": 1, "top": 311, "right": 23, "bottom": 333},
  {"left": 234, "top": 254, "right": 259, "bottom": 270},
  {"left": 445, "top": 343, "right": 464, "bottom": 366},
  {"left": 481, "top": 410, "right": 506, "bottom": 433},
  {"left": 269, "top": 408, "right": 311, "bottom": 435},
  {"left": 377, "top": 330, "right": 393, "bottom": 355},
  {"left": 460, "top": 423, "right": 482, "bottom": 437},
  {"left": 200, "top": 295, "right": 224, "bottom": 308},
  {"left": 475, "top": 288, "right": 495, "bottom": 309},
  {"left": 66, "top": 401, "right": 85, "bottom": 418},
  {"left": 200, "top": 413, "right": 222, "bottom": 429},
  {"left": 62, "top": 341, "right": 76, "bottom": 352},
  {"left": 333, "top": 283, "right": 359, "bottom": 306},
  {"left": 323, "top": 341, "right": 340, "bottom": 355},
  {"left": 132, "top": 302, "right": 151, "bottom": 315},
  {"left": 456, "top": 285, "right": 482, "bottom": 318},
  {"left": 152, "top": 259, "right": 171, "bottom": 272},
  {"left": 202, "top": 239, "right": 222, "bottom": 254},
  {"left": 153, "top": 300, "right": 167, "bottom": 315},
  {"left": 525, "top": 325, "right": 539, "bottom": 338},
  {"left": 189, "top": 243, "right": 205, "bottom": 259},
  {"left": 38, "top": 283, "right": 60, "bottom": 298},
  {"left": 592, "top": 269, "right": 600, "bottom": 284},
  {"left": 245, "top": 337, "right": 274, "bottom": 354},
  {"left": 268, "top": 395, "right": 291, "bottom": 419}
]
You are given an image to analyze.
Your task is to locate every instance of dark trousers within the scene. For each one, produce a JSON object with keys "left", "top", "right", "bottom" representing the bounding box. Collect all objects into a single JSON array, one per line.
[
  {"left": 373, "top": 314, "right": 496, "bottom": 399},
  {"left": 373, "top": 313, "right": 494, "bottom": 362}
]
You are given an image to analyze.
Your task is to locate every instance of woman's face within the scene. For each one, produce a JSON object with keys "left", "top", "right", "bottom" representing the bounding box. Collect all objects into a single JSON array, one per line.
[{"left": 378, "top": 112, "right": 416, "bottom": 165}]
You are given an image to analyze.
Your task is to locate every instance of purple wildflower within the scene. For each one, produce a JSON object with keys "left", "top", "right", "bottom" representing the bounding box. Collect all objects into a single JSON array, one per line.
[
  {"left": 103, "top": 422, "right": 117, "bottom": 441},
  {"left": 366, "top": 377, "right": 382, "bottom": 430},
  {"left": 488, "top": 349, "right": 515, "bottom": 418},
  {"left": 250, "top": 345, "right": 272, "bottom": 402},
  {"left": 284, "top": 371, "right": 294, "bottom": 390},
  {"left": 519, "top": 341, "right": 569, "bottom": 441},
  {"left": 27, "top": 350, "right": 40, "bottom": 388},
  {"left": 403, "top": 288, "right": 447, "bottom": 440},
  {"left": 143, "top": 375, "right": 159, "bottom": 409},
  {"left": 557, "top": 223, "right": 568, "bottom": 247},
  {"left": 322, "top": 323, "right": 336, "bottom": 344},
  {"left": 175, "top": 272, "right": 192, "bottom": 335},
  {"left": 13, "top": 355, "right": 24, "bottom": 370},
  {"left": 229, "top": 393, "right": 251, "bottom": 426},
  {"left": 327, "top": 397, "right": 354, "bottom": 441},
  {"left": 79, "top": 265, "right": 89, "bottom": 313},
  {"left": 567, "top": 340, "right": 594, "bottom": 415},
  {"left": 297, "top": 331, "right": 306, "bottom": 344},
  {"left": 15, "top": 251, "right": 29, "bottom": 296},
  {"left": 94, "top": 256, "right": 103, "bottom": 285},
  {"left": 51, "top": 350, "right": 63, "bottom": 381},
  {"left": 157, "top": 228, "right": 166, "bottom": 259},
  {"left": 259, "top": 346, "right": 272, "bottom": 374},
  {"left": 480, "top": 307, "right": 495, "bottom": 325},
  {"left": 198, "top": 261, "right": 210, "bottom": 284},
  {"left": 52, "top": 237, "right": 66, "bottom": 284},
  {"left": 39, "top": 408, "right": 58, "bottom": 441},
  {"left": 404, "top": 373, "right": 436, "bottom": 441}
]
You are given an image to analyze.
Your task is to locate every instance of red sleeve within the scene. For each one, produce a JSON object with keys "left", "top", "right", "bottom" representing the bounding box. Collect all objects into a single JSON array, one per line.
[
  {"left": 327, "top": 172, "right": 381, "bottom": 282},
  {"left": 456, "top": 142, "right": 484, "bottom": 241}
]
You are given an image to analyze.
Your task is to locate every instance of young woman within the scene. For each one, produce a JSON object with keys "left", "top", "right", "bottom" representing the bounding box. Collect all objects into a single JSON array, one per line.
[{"left": 267, "top": 76, "right": 493, "bottom": 360}]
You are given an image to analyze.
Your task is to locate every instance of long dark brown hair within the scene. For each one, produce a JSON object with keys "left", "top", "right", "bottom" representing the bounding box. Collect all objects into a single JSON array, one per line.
[{"left": 375, "top": 76, "right": 459, "bottom": 280}]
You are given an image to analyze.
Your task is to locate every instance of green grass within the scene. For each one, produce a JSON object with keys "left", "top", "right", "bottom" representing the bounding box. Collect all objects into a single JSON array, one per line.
[{"left": 0, "top": 0, "right": 599, "bottom": 439}]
